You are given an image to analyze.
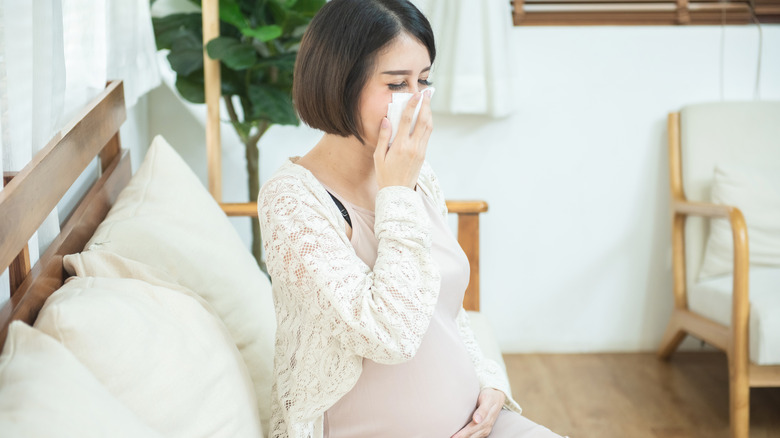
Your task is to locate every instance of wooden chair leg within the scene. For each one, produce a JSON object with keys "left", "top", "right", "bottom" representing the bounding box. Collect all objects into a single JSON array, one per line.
[
  {"left": 658, "top": 310, "right": 687, "bottom": 360},
  {"left": 728, "top": 353, "right": 750, "bottom": 438}
]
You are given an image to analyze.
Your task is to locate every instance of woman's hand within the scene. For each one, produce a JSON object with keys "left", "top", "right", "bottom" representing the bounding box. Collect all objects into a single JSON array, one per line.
[
  {"left": 374, "top": 89, "right": 433, "bottom": 190},
  {"left": 451, "top": 388, "right": 507, "bottom": 438}
]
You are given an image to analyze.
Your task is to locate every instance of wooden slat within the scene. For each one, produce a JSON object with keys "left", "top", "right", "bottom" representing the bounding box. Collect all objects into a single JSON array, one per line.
[
  {"left": 673, "top": 200, "right": 732, "bottom": 218},
  {"left": 678, "top": 309, "right": 730, "bottom": 350},
  {"left": 446, "top": 200, "right": 489, "bottom": 214},
  {"left": 0, "top": 149, "right": 132, "bottom": 352},
  {"left": 221, "top": 202, "right": 259, "bottom": 217},
  {"left": 2, "top": 173, "right": 31, "bottom": 296},
  {"left": 749, "top": 364, "right": 780, "bottom": 387},
  {"left": 203, "top": 0, "right": 222, "bottom": 202},
  {"left": 728, "top": 207, "right": 751, "bottom": 438},
  {"left": 459, "top": 213, "right": 481, "bottom": 312},
  {"left": 100, "top": 132, "right": 122, "bottom": 173},
  {"left": 7, "top": 246, "right": 31, "bottom": 299},
  {"left": 0, "top": 81, "right": 125, "bottom": 277}
]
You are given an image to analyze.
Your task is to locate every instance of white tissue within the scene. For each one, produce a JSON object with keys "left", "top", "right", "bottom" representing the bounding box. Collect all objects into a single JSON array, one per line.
[{"left": 386, "top": 87, "right": 435, "bottom": 144}]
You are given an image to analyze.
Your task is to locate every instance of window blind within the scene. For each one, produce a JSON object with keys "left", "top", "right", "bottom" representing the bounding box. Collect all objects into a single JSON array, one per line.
[{"left": 511, "top": 0, "right": 780, "bottom": 25}]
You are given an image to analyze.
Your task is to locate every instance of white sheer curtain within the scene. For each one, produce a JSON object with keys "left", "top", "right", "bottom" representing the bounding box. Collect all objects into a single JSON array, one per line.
[
  {"left": 0, "top": 0, "right": 160, "bottom": 304},
  {"left": 413, "top": 0, "right": 517, "bottom": 117}
]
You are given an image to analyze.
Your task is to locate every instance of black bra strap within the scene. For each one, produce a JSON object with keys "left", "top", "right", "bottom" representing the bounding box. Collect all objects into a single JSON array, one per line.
[{"left": 327, "top": 191, "right": 352, "bottom": 228}]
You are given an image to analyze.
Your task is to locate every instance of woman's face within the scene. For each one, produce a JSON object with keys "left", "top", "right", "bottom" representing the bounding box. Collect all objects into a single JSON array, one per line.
[{"left": 358, "top": 32, "right": 432, "bottom": 147}]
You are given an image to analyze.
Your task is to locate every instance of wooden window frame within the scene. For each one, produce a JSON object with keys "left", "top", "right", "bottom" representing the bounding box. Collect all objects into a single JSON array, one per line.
[{"left": 511, "top": 0, "right": 780, "bottom": 25}]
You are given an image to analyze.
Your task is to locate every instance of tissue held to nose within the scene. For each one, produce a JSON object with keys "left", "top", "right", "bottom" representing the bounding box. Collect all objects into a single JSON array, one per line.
[{"left": 386, "top": 87, "right": 435, "bottom": 144}]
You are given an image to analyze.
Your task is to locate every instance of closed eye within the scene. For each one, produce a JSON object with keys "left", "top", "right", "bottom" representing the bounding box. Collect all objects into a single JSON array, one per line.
[{"left": 388, "top": 79, "right": 433, "bottom": 91}]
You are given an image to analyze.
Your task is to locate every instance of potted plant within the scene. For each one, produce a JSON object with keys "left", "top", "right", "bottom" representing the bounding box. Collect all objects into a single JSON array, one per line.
[{"left": 152, "top": 0, "right": 325, "bottom": 270}]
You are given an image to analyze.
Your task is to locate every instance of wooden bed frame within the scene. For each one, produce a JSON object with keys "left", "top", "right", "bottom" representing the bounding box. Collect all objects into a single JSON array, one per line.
[
  {"left": 0, "top": 81, "right": 131, "bottom": 352},
  {"left": 0, "top": 80, "right": 490, "bottom": 353}
]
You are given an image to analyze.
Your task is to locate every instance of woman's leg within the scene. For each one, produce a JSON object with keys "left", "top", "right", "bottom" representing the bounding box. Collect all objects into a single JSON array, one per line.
[{"left": 488, "top": 409, "right": 566, "bottom": 438}]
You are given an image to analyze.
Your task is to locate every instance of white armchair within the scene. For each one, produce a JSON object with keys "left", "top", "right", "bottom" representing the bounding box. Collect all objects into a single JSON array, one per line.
[{"left": 658, "top": 102, "right": 780, "bottom": 438}]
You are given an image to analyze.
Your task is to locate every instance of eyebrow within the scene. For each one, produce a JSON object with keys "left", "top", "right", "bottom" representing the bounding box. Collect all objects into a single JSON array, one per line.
[{"left": 381, "top": 66, "right": 431, "bottom": 75}]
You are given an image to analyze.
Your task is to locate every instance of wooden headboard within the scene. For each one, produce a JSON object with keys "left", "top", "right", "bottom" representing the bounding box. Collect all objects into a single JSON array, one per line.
[{"left": 0, "top": 80, "right": 131, "bottom": 351}]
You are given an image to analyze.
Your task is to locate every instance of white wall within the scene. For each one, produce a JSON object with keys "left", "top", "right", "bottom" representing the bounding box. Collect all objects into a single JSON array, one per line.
[{"left": 150, "top": 24, "right": 780, "bottom": 353}]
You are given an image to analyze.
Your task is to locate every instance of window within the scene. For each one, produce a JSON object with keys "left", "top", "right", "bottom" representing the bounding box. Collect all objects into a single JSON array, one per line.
[{"left": 511, "top": 0, "right": 780, "bottom": 25}]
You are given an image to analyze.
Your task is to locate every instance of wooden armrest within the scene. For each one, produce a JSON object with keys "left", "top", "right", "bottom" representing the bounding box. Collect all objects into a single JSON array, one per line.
[
  {"left": 220, "top": 200, "right": 491, "bottom": 216},
  {"left": 671, "top": 198, "right": 749, "bottom": 364},
  {"left": 673, "top": 200, "right": 735, "bottom": 218},
  {"left": 218, "top": 199, "right": 488, "bottom": 312},
  {"left": 446, "top": 200, "right": 488, "bottom": 214},
  {"left": 221, "top": 202, "right": 258, "bottom": 217}
]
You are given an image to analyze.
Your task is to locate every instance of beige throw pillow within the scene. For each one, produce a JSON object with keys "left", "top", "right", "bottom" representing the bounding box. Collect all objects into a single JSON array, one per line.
[
  {"left": 0, "top": 321, "right": 165, "bottom": 438},
  {"left": 699, "top": 163, "right": 780, "bottom": 280},
  {"left": 72, "top": 135, "right": 276, "bottom": 432},
  {"left": 34, "top": 276, "right": 263, "bottom": 438}
]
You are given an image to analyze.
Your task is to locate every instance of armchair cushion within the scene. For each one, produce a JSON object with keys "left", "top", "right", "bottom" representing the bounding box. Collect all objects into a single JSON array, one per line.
[
  {"left": 688, "top": 267, "right": 780, "bottom": 365},
  {"left": 699, "top": 163, "right": 780, "bottom": 280}
]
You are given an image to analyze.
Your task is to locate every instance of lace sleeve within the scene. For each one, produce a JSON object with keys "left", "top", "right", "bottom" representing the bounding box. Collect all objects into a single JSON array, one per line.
[
  {"left": 455, "top": 309, "right": 523, "bottom": 413},
  {"left": 259, "top": 176, "right": 442, "bottom": 364}
]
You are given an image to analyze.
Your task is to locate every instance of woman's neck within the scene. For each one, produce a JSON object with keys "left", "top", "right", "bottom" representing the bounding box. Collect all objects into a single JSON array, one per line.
[{"left": 296, "top": 133, "right": 378, "bottom": 209}]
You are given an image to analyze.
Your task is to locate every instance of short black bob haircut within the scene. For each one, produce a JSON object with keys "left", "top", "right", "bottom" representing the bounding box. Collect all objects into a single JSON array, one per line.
[{"left": 292, "top": 0, "right": 435, "bottom": 144}]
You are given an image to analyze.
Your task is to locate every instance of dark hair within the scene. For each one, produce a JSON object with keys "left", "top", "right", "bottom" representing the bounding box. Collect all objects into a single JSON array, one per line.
[{"left": 292, "top": 0, "right": 435, "bottom": 144}]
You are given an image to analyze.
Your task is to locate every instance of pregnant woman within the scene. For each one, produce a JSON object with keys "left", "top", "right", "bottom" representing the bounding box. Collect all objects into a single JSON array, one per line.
[{"left": 258, "top": 1, "right": 566, "bottom": 437}]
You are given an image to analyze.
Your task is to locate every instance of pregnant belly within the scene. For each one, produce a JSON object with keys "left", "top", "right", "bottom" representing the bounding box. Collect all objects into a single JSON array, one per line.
[{"left": 325, "top": 318, "right": 482, "bottom": 438}]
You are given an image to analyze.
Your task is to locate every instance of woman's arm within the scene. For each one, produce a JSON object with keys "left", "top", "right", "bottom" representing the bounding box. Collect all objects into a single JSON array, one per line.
[{"left": 259, "top": 175, "right": 441, "bottom": 364}]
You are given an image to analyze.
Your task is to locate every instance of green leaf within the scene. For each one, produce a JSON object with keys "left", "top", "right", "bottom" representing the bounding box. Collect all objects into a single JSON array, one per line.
[
  {"left": 221, "top": 66, "right": 245, "bottom": 96},
  {"left": 253, "top": 53, "right": 296, "bottom": 69},
  {"left": 167, "top": 33, "right": 203, "bottom": 76},
  {"left": 175, "top": 72, "right": 205, "bottom": 104},
  {"left": 289, "top": 0, "right": 326, "bottom": 16},
  {"left": 219, "top": 0, "right": 248, "bottom": 30},
  {"left": 152, "top": 13, "right": 202, "bottom": 50},
  {"left": 206, "top": 36, "right": 257, "bottom": 70},
  {"left": 248, "top": 84, "right": 299, "bottom": 126},
  {"left": 241, "top": 25, "right": 283, "bottom": 42}
]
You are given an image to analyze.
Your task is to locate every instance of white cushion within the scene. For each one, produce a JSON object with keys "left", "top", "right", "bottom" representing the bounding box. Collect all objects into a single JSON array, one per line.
[
  {"left": 688, "top": 267, "right": 780, "bottom": 365},
  {"left": 699, "top": 163, "right": 780, "bottom": 280},
  {"left": 466, "top": 310, "right": 510, "bottom": 388},
  {"left": 678, "top": 102, "right": 780, "bottom": 290},
  {"left": 0, "top": 321, "right": 164, "bottom": 437},
  {"left": 34, "top": 276, "right": 263, "bottom": 438},
  {"left": 69, "top": 135, "right": 276, "bottom": 433}
]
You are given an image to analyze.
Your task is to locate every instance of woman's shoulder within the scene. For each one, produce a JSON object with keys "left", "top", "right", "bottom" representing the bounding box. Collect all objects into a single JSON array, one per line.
[
  {"left": 258, "top": 159, "right": 329, "bottom": 210},
  {"left": 258, "top": 158, "right": 347, "bottom": 228},
  {"left": 260, "top": 159, "right": 317, "bottom": 198}
]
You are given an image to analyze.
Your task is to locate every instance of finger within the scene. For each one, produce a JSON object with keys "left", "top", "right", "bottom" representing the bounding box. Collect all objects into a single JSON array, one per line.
[
  {"left": 450, "top": 421, "right": 480, "bottom": 438},
  {"left": 472, "top": 400, "right": 493, "bottom": 425},
  {"left": 396, "top": 91, "right": 422, "bottom": 143},
  {"left": 373, "top": 117, "right": 391, "bottom": 163},
  {"left": 411, "top": 89, "right": 433, "bottom": 141},
  {"left": 418, "top": 121, "right": 433, "bottom": 154}
]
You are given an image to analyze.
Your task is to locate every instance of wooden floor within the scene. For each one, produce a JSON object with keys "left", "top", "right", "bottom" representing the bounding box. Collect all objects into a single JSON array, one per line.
[{"left": 504, "top": 352, "right": 780, "bottom": 438}]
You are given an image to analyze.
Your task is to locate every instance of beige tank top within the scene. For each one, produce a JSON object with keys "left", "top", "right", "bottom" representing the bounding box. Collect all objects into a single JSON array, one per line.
[{"left": 322, "top": 183, "right": 482, "bottom": 438}]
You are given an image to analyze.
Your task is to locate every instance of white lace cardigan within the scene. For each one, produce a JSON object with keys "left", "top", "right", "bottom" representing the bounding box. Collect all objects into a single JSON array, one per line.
[{"left": 257, "top": 159, "right": 522, "bottom": 438}]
